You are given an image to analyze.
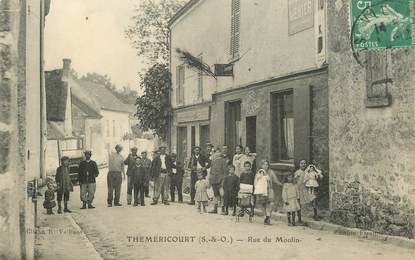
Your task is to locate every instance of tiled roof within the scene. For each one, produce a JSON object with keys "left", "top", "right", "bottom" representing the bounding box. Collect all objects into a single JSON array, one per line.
[
  {"left": 71, "top": 79, "right": 102, "bottom": 118},
  {"left": 72, "top": 95, "right": 102, "bottom": 119},
  {"left": 76, "top": 79, "right": 134, "bottom": 114}
]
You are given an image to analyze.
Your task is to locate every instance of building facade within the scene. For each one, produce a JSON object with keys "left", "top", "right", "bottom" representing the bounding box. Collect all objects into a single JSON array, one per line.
[
  {"left": 169, "top": 0, "right": 329, "bottom": 206},
  {"left": 327, "top": 1, "right": 415, "bottom": 238},
  {"left": 0, "top": 0, "right": 50, "bottom": 258}
]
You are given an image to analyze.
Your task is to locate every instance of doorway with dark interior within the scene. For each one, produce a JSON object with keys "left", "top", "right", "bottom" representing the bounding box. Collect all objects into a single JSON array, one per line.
[
  {"left": 177, "top": 126, "right": 187, "bottom": 165},
  {"left": 199, "top": 125, "right": 210, "bottom": 155},
  {"left": 225, "top": 100, "right": 242, "bottom": 158},
  {"left": 246, "top": 116, "right": 256, "bottom": 153}
]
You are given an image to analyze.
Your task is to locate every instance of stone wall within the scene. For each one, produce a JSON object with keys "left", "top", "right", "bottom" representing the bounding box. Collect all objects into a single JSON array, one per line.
[
  {"left": 328, "top": 0, "right": 415, "bottom": 239},
  {"left": 0, "top": 0, "right": 27, "bottom": 258},
  {"left": 311, "top": 84, "right": 329, "bottom": 208}
]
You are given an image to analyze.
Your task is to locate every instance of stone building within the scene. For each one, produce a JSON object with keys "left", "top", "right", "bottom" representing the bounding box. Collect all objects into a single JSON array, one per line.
[
  {"left": 168, "top": 0, "right": 329, "bottom": 205},
  {"left": 0, "top": 0, "right": 51, "bottom": 258},
  {"left": 327, "top": 0, "right": 415, "bottom": 238}
]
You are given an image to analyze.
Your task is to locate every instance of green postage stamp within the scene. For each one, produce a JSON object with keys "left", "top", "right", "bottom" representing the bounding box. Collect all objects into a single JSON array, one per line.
[{"left": 351, "top": 0, "right": 415, "bottom": 50}]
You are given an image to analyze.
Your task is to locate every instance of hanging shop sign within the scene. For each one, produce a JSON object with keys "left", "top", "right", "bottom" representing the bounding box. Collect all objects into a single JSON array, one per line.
[{"left": 214, "top": 64, "right": 234, "bottom": 77}]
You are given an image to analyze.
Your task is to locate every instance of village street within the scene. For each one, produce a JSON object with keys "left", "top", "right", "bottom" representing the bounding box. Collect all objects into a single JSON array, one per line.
[{"left": 52, "top": 170, "right": 415, "bottom": 260}]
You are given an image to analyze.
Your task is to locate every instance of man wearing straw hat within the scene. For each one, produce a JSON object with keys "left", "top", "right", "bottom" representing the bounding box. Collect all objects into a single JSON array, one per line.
[
  {"left": 150, "top": 143, "right": 172, "bottom": 205},
  {"left": 78, "top": 150, "right": 99, "bottom": 209}
]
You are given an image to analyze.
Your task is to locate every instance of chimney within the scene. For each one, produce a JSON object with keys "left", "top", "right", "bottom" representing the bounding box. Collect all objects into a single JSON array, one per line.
[{"left": 62, "top": 58, "right": 71, "bottom": 80}]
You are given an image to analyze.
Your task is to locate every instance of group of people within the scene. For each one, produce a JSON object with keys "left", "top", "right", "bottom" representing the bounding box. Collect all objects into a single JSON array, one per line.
[{"left": 43, "top": 142, "right": 324, "bottom": 227}]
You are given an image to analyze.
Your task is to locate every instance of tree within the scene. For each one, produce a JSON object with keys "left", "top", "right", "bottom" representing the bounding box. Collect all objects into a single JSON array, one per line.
[
  {"left": 116, "top": 86, "right": 139, "bottom": 105},
  {"left": 125, "top": 0, "right": 186, "bottom": 65},
  {"left": 81, "top": 72, "right": 116, "bottom": 91},
  {"left": 135, "top": 63, "right": 171, "bottom": 140}
]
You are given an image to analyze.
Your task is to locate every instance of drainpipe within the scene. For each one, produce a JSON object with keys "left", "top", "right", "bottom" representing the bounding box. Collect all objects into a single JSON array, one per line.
[
  {"left": 39, "top": 0, "right": 46, "bottom": 181},
  {"left": 167, "top": 27, "right": 172, "bottom": 151}
]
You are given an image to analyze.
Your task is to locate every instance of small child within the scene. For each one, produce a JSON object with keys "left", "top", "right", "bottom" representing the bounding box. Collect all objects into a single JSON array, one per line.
[
  {"left": 43, "top": 182, "right": 57, "bottom": 215},
  {"left": 195, "top": 171, "right": 209, "bottom": 213},
  {"left": 239, "top": 161, "right": 254, "bottom": 217},
  {"left": 254, "top": 161, "right": 274, "bottom": 225},
  {"left": 282, "top": 174, "right": 300, "bottom": 226},
  {"left": 304, "top": 164, "right": 324, "bottom": 220},
  {"left": 222, "top": 165, "right": 240, "bottom": 216}
]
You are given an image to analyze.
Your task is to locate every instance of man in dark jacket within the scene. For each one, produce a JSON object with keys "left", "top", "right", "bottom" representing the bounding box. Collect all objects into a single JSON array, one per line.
[
  {"left": 56, "top": 156, "right": 74, "bottom": 213},
  {"left": 187, "top": 146, "right": 210, "bottom": 205},
  {"left": 78, "top": 150, "right": 99, "bottom": 209},
  {"left": 134, "top": 151, "right": 152, "bottom": 206},
  {"left": 124, "top": 147, "right": 139, "bottom": 205},
  {"left": 170, "top": 153, "right": 184, "bottom": 203},
  {"left": 150, "top": 144, "right": 172, "bottom": 205},
  {"left": 208, "top": 148, "right": 228, "bottom": 214}
]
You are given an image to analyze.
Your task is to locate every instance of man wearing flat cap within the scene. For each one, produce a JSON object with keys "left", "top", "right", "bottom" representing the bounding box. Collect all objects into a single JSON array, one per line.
[
  {"left": 187, "top": 146, "right": 210, "bottom": 205},
  {"left": 124, "top": 147, "right": 139, "bottom": 205},
  {"left": 150, "top": 143, "right": 172, "bottom": 205},
  {"left": 78, "top": 150, "right": 99, "bottom": 209},
  {"left": 55, "top": 156, "right": 73, "bottom": 213}
]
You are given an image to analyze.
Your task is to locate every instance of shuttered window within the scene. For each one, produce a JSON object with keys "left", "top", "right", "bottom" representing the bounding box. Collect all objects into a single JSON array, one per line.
[
  {"left": 230, "top": 0, "right": 241, "bottom": 58},
  {"left": 176, "top": 65, "right": 185, "bottom": 105}
]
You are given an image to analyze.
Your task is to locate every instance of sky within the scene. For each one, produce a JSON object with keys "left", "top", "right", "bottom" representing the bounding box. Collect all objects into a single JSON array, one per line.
[{"left": 44, "top": 0, "right": 144, "bottom": 90}]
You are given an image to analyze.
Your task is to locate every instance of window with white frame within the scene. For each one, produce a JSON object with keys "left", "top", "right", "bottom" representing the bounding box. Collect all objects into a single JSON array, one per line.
[
  {"left": 271, "top": 91, "right": 294, "bottom": 163},
  {"left": 106, "top": 120, "right": 110, "bottom": 137},
  {"left": 112, "top": 120, "right": 116, "bottom": 137}
]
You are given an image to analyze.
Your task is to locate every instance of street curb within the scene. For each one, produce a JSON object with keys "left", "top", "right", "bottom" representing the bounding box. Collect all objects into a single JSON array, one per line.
[
  {"left": 65, "top": 214, "right": 104, "bottom": 260},
  {"left": 183, "top": 193, "right": 415, "bottom": 249},
  {"left": 254, "top": 209, "right": 415, "bottom": 250}
]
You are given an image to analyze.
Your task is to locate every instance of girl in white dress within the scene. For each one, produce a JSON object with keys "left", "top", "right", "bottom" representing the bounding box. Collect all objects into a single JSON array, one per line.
[{"left": 282, "top": 174, "right": 300, "bottom": 226}]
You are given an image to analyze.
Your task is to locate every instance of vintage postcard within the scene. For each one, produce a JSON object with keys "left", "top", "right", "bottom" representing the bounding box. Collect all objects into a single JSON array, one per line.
[{"left": 0, "top": 0, "right": 414, "bottom": 259}]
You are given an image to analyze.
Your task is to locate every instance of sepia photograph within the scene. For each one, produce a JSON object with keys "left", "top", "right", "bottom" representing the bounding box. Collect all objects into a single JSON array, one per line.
[{"left": 0, "top": 0, "right": 415, "bottom": 259}]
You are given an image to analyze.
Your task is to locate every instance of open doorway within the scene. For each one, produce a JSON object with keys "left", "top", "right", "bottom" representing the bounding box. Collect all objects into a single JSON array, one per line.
[
  {"left": 177, "top": 126, "right": 187, "bottom": 165},
  {"left": 199, "top": 125, "right": 210, "bottom": 154},
  {"left": 225, "top": 100, "right": 242, "bottom": 157},
  {"left": 246, "top": 116, "right": 256, "bottom": 152}
]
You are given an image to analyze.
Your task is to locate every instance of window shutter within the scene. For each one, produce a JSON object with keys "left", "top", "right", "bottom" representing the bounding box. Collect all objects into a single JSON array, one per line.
[
  {"left": 198, "top": 56, "right": 203, "bottom": 99},
  {"left": 176, "top": 66, "right": 180, "bottom": 105},
  {"left": 234, "top": 0, "right": 240, "bottom": 56},
  {"left": 230, "top": 0, "right": 241, "bottom": 58},
  {"left": 180, "top": 66, "right": 185, "bottom": 104}
]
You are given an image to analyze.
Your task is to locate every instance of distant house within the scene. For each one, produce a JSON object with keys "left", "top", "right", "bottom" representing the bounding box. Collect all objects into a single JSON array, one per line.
[
  {"left": 72, "top": 79, "right": 139, "bottom": 162},
  {"left": 45, "top": 58, "right": 154, "bottom": 167}
]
